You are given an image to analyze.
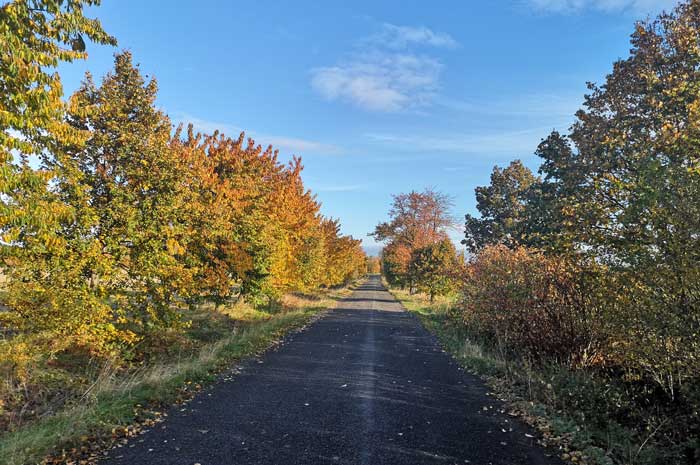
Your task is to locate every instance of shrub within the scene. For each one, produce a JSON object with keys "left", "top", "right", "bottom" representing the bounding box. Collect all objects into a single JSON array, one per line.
[
  {"left": 458, "top": 245, "right": 601, "bottom": 367},
  {"left": 600, "top": 271, "right": 700, "bottom": 401}
]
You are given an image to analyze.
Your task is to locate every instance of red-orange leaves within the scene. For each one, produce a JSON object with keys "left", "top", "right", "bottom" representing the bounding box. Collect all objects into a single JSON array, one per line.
[{"left": 170, "top": 125, "right": 366, "bottom": 305}]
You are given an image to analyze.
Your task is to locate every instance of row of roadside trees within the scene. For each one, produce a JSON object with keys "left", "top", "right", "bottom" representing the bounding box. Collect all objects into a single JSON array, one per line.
[
  {"left": 0, "top": 1, "right": 366, "bottom": 371},
  {"left": 461, "top": 0, "right": 700, "bottom": 396}
]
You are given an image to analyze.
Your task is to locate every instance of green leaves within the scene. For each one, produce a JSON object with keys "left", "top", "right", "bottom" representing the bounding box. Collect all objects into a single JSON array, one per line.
[
  {"left": 0, "top": 1, "right": 120, "bottom": 349},
  {"left": 0, "top": 0, "right": 116, "bottom": 157},
  {"left": 463, "top": 160, "right": 537, "bottom": 253},
  {"left": 410, "top": 239, "right": 459, "bottom": 302}
]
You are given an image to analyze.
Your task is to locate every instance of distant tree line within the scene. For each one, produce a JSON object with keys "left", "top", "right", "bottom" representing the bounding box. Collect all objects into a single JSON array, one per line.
[{"left": 372, "top": 189, "right": 461, "bottom": 302}]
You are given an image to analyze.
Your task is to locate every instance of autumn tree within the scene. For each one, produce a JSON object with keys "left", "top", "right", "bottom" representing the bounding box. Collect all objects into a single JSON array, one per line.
[
  {"left": 169, "top": 127, "right": 253, "bottom": 308},
  {"left": 522, "top": 132, "right": 578, "bottom": 252},
  {"left": 366, "top": 256, "right": 381, "bottom": 275},
  {"left": 561, "top": 0, "right": 700, "bottom": 391},
  {"left": 0, "top": 0, "right": 115, "bottom": 160},
  {"left": 0, "top": 0, "right": 366, "bottom": 355},
  {"left": 373, "top": 188, "right": 453, "bottom": 248},
  {"left": 179, "top": 131, "right": 285, "bottom": 304},
  {"left": 565, "top": 3, "right": 700, "bottom": 273},
  {"left": 65, "top": 52, "right": 193, "bottom": 332},
  {"left": 269, "top": 179, "right": 366, "bottom": 293},
  {"left": 410, "top": 239, "right": 459, "bottom": 302},
  {"left": 380, "top": 242, "right": 413, "bottom": 288},
  {"left": 0, "top": 1, "right": 123, "bottom": 349},
  {"left": 267, "top": 158, "right": 325, "bottom": 294},
  {"left": 170, "top": 126, "right": 365, "bottom": 304},
  {"left": 372, "top": 189, "right": 454, "bottom": 288},
  {"left": 319, "top": 218, "right": 364, "bottom": 287},
  {"left": 462, "top": 160, "right": 537, "bottom": 253},
  {"left": 460, "top": 1, "right": 700, "bottom": 397}
]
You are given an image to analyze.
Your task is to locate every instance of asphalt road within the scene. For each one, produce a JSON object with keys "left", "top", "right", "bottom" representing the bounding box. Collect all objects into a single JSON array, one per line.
[{"left": 104, "top": 276, "right": 561, "bottom": 465}]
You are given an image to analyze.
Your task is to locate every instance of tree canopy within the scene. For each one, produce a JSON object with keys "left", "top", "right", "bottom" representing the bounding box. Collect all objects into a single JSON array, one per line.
[
  {"left": 0, "top": 11, "right": 367, "bottom": 358},
  {"left": 462, "top": 160, "right": 537, "bottom": 253},
  {"left": 372, "top": 188, "right": 456, "bottom": 291}
]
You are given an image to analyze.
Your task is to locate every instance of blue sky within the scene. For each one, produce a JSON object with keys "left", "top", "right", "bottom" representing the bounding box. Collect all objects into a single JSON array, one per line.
[{"left": 58, "top": 0, "right": 679, "bottom": 255}]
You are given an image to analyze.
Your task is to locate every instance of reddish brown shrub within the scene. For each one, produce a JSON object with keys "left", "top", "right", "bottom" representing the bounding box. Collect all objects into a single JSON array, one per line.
[{"left": 458, "top": 245, "right": 602, "bottom": 367}]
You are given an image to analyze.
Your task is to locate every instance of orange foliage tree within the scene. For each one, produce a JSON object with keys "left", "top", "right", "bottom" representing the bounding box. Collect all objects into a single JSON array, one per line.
[
  {"left": 372, "top": 189, "right": 454, "bottom": 290},
  {"left": 168, "top": 124, "right": 366, "bottom": 305}
]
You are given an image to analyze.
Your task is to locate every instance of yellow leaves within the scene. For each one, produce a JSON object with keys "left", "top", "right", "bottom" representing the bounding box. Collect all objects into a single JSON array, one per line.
[
  {"left": 0, "top": 337, "right": 38, "bottom": 382},
  {"left": 165, "top": 238, "right": 184, "bottom": 256},
  {"left": 660, "top": 121, "right": 681, "bottom": 142},
  {"left": 41, "top": 233, "right": 65, "bottom": 251},
  {"left": 0, "top": 232, "right": 17, "bottom": 244}
]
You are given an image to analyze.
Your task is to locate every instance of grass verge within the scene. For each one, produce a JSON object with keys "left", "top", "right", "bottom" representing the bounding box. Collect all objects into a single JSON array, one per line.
[{"left": 0, "top": 284, "right": 357, "bottom": 465}]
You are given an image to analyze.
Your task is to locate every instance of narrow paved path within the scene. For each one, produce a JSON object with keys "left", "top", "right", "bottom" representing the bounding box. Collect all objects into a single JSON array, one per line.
[{"left": 105, "top": 276, "right": 561, "bottom": 465}]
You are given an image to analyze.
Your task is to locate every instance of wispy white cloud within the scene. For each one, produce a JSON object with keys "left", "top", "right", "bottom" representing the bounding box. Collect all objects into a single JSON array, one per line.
[
  {"left": 435, "top": 92, "right": 582, "bottom": 119},
  {"left": 264, "top": 135, "right": 341, "bottom": 154},
  {"left": 364, "top": 125, "right": 564, "bottom": 156},
  {"left": 173, "top": 113, "right": 342, "bottom": 155},
  {"left": 310, "top": 23, "right": 457, "bottom": 113},
  {"left": 528, "top": 0, "right": 678, "bottom": 14},
  {"left": 366, "top": 23, "right": 459, "bottom": 49},
  {"left": 311, "top": 52, "right": 442, "bottom": 112},
  {"left": 175, "top": 114, "right": 230, "bottom": 135}
]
